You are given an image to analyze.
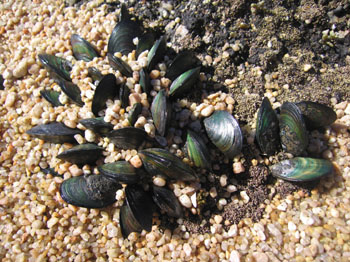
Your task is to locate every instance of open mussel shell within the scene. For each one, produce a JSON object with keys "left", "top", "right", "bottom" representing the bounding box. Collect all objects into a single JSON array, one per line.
[
  {"left": 56, "top": 77, "right": 84, "bottom": 107},
  {"left": 296, "top": 101, "right": 337, "bottom": 130},
  {"left": 152, "top": 186, "right": 183, "bottom": 218},
  {"left": 40, "top": 89, "right": 63, "bottom": 107},
  {"left": 204, "top": 110, "right": 243, "bottom": 159},
  {"left": 79, "top": 117, "right": 113, "bottom": 136},
  {"left": 169, "top": 67, "right": 200, "bottom": 98},
  {"left": 26, "top": 122, "right": 82, "bottom": 144},
  {"left": 186, "top": 130, "right": 211, "bottom": 169},
  {"left": 139, "top": 68, "right": 151, "bottom": 95},
  {"left": 107, "top": 4, "right": 142, "bottom": 56},
  {"left": 151, "top": 89, "right": 171, "bottom": 137},
  {"left": 119, "top": 83, "right": 130, "bottom": 109},
  {"left": 166, "top": 50, "right": 199, "bottom": 80},
  {"left": 123, "top": 184, "right": 154, "bottom": 236},
  {"left": 88, "top": 67, "right": 103, "bottom": 83},
  {"left": 107, "top": 127, "right": 148, "bottom": 149},
  {"left": 128, "top": 103, "right": 142, "bottom": 126},
  {"left": 108, "top": 53, "right": 133, "bottom": 77},
  {"left": 92, "top": 73, "right": 118, "bottom": 117},
  {"left": 60, "top": 174, "right": 120, "bottom": 208},
  {"left": 98, "top": 161, "right": 140, "bottom": 184},
  {"left": 270, "top": 157, "right": 334, "bottom": 182},
  {"left": 38, "top": 54, "right": 72, "bottom": 81},
  {"left": 255, "top": 97, "right": 280, "bottom": 155},
  {"left": 57, "top": 143, "right": 104, "bottom": 165},
  {"left": 279, "top": 102, "right": 308, "bottom": 156},
  {"left": 139, "top": 148, "right": 198, "bottom": 181},
  {"left": 70, "top": 34, "right": 99, "bottom": 62},
  {"left": 147, "top": 35, "right": 167, "bottom": 71},
  {"left": 136, "top": 31, "right": 155, "bottom": 58}
]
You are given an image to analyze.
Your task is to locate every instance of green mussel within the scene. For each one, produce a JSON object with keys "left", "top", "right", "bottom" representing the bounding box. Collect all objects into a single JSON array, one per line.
[
  {"left": 70, "top": 34, "right": 99, "bottom": 62},
  {"left": 186, "top": 130, "right": 211, "bottom": 169},
  {"left": 57, "top": 143, "right": 104, "bottom": 165},
  {"left": 98, "top": 161, "right": 140, "bottom": 184}
]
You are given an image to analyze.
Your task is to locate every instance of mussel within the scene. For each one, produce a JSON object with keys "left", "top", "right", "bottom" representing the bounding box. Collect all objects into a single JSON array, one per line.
[
  {"left": 92, "top": 73, "right": 118, "bottom": 117},
  {"left": 88, "top": 67, "right": 103, "bottom": 83},
  {"left": 79, "top": 117, "right": 114, "bottom": 136},
  {"left": 136, "top": 31, "right": 155, "bottom": 58},
  {"left": 127, "top": 103, "right": 142, "bottom": 126},
  {"left": 139, "top": 148, "right": 198, "bottom": 181},
  {"left": 186, "top": 130, "right": 211, "bottom": 169},
  {"left": 255, "top": 97, "right": 280, "bottom": 155},
  {"left": 204, "top": 110, "right": 243, "bottom": 159},
  {"left": 296, "top": 101, "right": 337, "bottom": 130},
  {"left": 166, "top": 50, "right": 199, "bottom": 81},
  {"left": 270, "top": 157, "right": 334, "bottom": 182},
  {"left": 60, "top": 174, "right": 120, "bottom": 208},
  {"left": 151, "top": 89, "right": 171, "bottom": 137},
  {"left": 70, "top": 34, "right": 99, "bottom": 62},
  {"left": 107, "top": 127, "right": 148, "bottom": 149},
  {"left": 169, "top": 67, "right": 200, "bottom": 98},
  {"left": 98, "top": 161, "right": 140, "bottom": 184},
  {"left": 147, "top": 35, "right": 167, "bottom": 71},
  {"left": 38, "top": 54, "right": 72, "bottom": 81},
  {"left": 152, "top": 186, "right": 183, "bottom": 218},
  {"left": 40, "top": 90, "right": 63, "bottom": 107},
  {"left": 57, "top": 143, "right": 104, "bottom": 165},
  {"left": 27, "top": 122, "right": 82, "bottom": 144},
  {"left": 56, "top": 77, "right": 84, "bottom": 107},
  {"left": 120, "top": 184, "right": 154, "bottom": 238},
  {"left": 108, "top": 53, "right": 133, "bottom": 77},
  {"left": 279, "top": 102, "right": 308, "bottom": 156}
]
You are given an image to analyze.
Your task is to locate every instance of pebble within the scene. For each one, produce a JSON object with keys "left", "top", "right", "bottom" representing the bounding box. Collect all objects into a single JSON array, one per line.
[
  {"left": 47, "top": 217, "right": 59, "bottom": 228},
  {"left": 130, "top": 155, "right": 142, "bottom": 168},
  {"left": 32, "top": 21, "right": 43, "bottom": 35},
  {"left": 13, "top": 60, "right": 28, "bottom": 78},
  {"left": 303, "top": 64, "right": 312, "bottom": 72},
  {"left": 252, "top": 252, "right": 269, "bottom": 262},
  {"left": 200, "top": 105, "right": 214, "bottom": 117},
  {"left": 4, "top": 92, "right": 16, "bottom": 108},
  {"left": 153, "top": 176, "right": 166, "bottom": 187},
  {"left": 183, "top": 243, "right": 192, "bottom": 257},
  {"left": 229, "top": 250, "right": 240, "bottom": 262},
  {"left": 179, "top": 194, "right": 192, "bottom": 208},
  {"left": 300, "top": 211, "right": 315, "bottom": 225},
  {"left": 233, "top": 162, "right": 245, "bottom": 174}
]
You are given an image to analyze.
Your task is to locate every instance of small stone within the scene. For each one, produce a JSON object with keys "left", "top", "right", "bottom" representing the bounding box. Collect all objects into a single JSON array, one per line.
[
  {"left": 288, "top": 221, "right": 297, "bottom": 231},
  {"left": 153, "top": 176, "right": 166, "bottom": 187},
  {"left": 252, "top": 252, "right": 269, "bottom": 262},
  {"left": 32, "top": 22, "right": 43, "bottom": 35},
  {"left": 150, "top": 70, "right": 160, "bottom": 79},
  {"left": 229, "top": 250, "right": 240, "bottom": 262},
  {"left": 85, "top": 129, "right": 96, "bottom": 142},
  {"left": 300, "top": 211, "right": 315, "bottom": 225},
  {"left": 179, "top": 194, "right": 192, "bottom": 208},
  {"left": 233, "top": 162, "right": 245, "bottom": 174},
  {"left": 130, "top": 155, "right": 143, "bottom": 168},
  {"left": 13, "top": 60, "right": 28, "bottom": 78},
  {"left": 47, "top": 217, "right": 59, "bottom": 228},
  {"left": 303, "top": 64, "right": 312, "bottom": 72},
  {"left": 4, "top": 92, "right": 16, "bottom": 108},
  {"left": 129, "top": 93, "right": 141, "bottom": 106},
  {"left": 200, "top": 105, "right": 214, "bottom": 117},
  {"left": 183, "top": 243, "right": 192, "bottom": 257},
  {"left": 190, "top": 193, "right": 197, "bottom": 208}
]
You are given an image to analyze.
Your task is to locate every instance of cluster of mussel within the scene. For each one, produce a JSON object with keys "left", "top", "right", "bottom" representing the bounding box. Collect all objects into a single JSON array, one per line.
[
  {"left": 256, "top": 97, "right": 336, "bottom": 182},
  {"left": 26, "top": 5, "right": 245, "bottom": 238}
]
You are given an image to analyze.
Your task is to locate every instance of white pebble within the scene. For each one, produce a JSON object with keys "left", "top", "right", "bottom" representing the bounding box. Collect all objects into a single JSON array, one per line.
[
  {"left": 13, "top": 60, "right": 28, "bottom": 78},
  {"left": 85, "top": 129, "right": 96, "bottom": 142},
  {"left": 183, "top": 243, "right": 192, "bottom": 257},
  {"left": 300, "top": 211, "right": 315, "bottom": 225},
  {"left": 179, "top": 194, "right": 192, "bottom": 208},
  {"left": 200, "top": 105, "right": 215, "bottom": 117},
  {"left": 229, "top": 250, "right": 240, "bottom": 262},
  {"left": 153, "top": 177, "right": 166, "bottom": 187},
  {"left": 190, "top": 193, "right": 197, "bottom": 208},
  {"left": 227, "top": 185, "right": 237, "bottom": 193},
  {"left": 233, "top": 162, "right": 245, "bottom": 174}
]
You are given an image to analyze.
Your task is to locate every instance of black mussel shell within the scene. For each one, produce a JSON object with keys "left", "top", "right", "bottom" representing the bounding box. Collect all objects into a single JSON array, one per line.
[
  {"left": 165, "top": 50, "right": 199, "bottom": 81},
  {"left": 128, "top": 102, "right": 142, "bottom": 126},
  {"left": 139, "top": 68, "right": 151, "bottom": 95},
  {"left": 26, "top": 122, "right": 82, "bottom": 144},
  {"left": 41, "top": 167, "right": 61, "bottom": 177},
  {"left": 70, "top": 34, "right": 99, "bottom": 62},
  {"left": 119, "top": 83, "right": 130, "bottom": 109},
  {"left": 279, "top": 102, "right": 308, "bottom": 156},
  {"left": 57, "top": 143, "right": 104, "bottom": 165},
  {"left": 40, "top": 89, "right": 63, "bottom": 107},
  {"left": 98, "top": 161, "right": 140, "bottom": 184},
  {"left": 125, "top": 184, "right": 154, "bottom": 233},
  {"left": 186, "top": 130, "right": 211, "bottom": 169},
  {"left": 120, "top": 204, "right": 143, "bottom": 238},
  {"left": 139, "top": 148, "right": 198, "bottom": 181},
  {"left": 204, "top": 110, "right": 243, "bottom": 159},
  {"left": 168, "top": 67, "right": 200, "bottom": 98},
  {"left": 270, "top": 157, "right": 334, "bottom": 182},
  {"left": 38, "top": 54, "right": 72, "bottom": 81},
  {"left": 108, "top": 53, "right": 133, "bottom": 77},
  {"left": 136, "top": 31, "right": 155, "bottom": 58},
  {"left": 107, "top": 127, "right": 148, "bottom": 149},
  {"left": 79, "top": 117, "right": 113, "bottom": 136},
  {"left": 107, "top": 4, "right": 142, "bottom": 56},
  {"left": 147, "top": 35, "right": 167, "bottom": 71},
  {"left": 60, "top": 174, "right": 120, "bottom": 208},
  {"left": 56, "top": 77, "right": 84, "bottom": 107},
  {"left": 296, "top": 101, "right": 337, "bottom": 130},
  {"left": 92, "top": 73, "right": 118, "bottom": 117},
  {"left": 255, "top": 97, "right": 280, "bottom": 155},
  {"left": 152, "top": 186, "right": 183, "bottom": 218},
  {"left": 88, "top": 67, "right": 103, "bottom": 83},
  {"left": 151, "top": 89, "right": 171, "bottom": 137},
  {"left": 0, "top": 74, "right": 4, "bottom": 90}
]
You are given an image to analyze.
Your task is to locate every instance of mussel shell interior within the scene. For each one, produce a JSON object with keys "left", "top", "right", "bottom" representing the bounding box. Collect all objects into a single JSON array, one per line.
[
  {"left": 125, "top": 185, "right": 154, "bottom": 232},
  {"left": 270, "top": 157, "right": 334, "bottom": 182},
  {"left": 255, "top": 97, "right": 280, "bottom": 155},
  {"left": 57, "top": 143, "right": 104, "bottom": 165},
  {"left": 26, "top": 122, "right": 82, "bottom": 144},
  {"left": 98, "top": 161, "right": 140, "bottom": 184},
  {"left": 92, "top": 73, "right": 118, "bottom": 117},
  {"left": 139, "top": 148, "right": 198, "bottom": 181},
  {"left": 204, "top": 110, "right": 243, "bottom": 159},
  {"left": 152, "top": 186, "right": 183, "bottom": 218},
  {"left": 279, "top": 102, "right": 308, "bottom": 156}
]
